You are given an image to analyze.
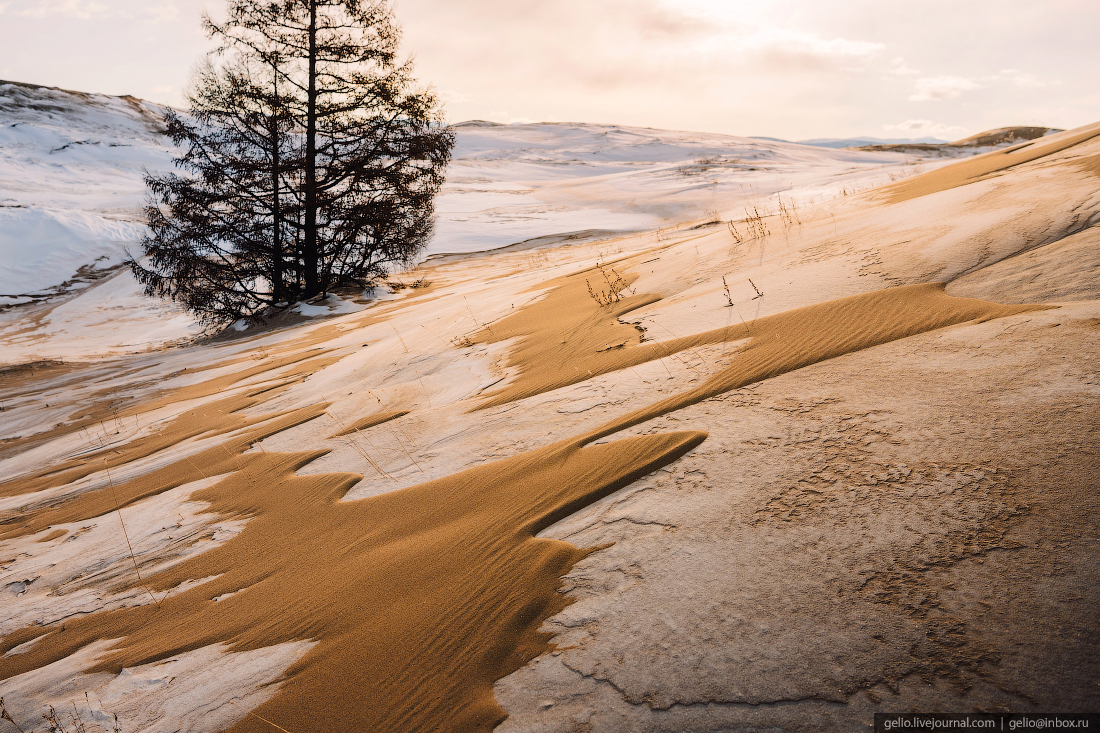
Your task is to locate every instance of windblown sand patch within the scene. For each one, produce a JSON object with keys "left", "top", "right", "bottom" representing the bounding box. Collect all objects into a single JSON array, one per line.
[
  {"left": 0, "top": 351, "right": 343, "bottom": 501},
  {"left": 0, "top": 349, "right": 341, "bottom": 475},
  {"left": 0, "top": 397, "right": 330, "bottom": 540},
  {"left": 947, "top": 223, "right": 1100, "bottom": 304},
  {"left": 880, "top": 123, "right": 1100, "bottom": 203},
  {"left": 474, "top": 271, "right": 1044, "bottom": 417},
  {"left": 0, "top": 280, "right": 1045, "bottom": 732},
  {"left": 1, "top": 427, "right": 705, "bottom": 733}
]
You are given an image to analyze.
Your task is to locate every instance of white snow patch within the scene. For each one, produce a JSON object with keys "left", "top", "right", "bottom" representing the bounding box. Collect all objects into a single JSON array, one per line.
[{"left": 0, "top": 207, "right": 145, "bottom": 294}]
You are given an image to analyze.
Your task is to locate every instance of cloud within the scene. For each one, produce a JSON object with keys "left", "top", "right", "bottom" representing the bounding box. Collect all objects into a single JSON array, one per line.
[
  {"left": 905, "top": 68, "right": 1060, "bottom": 104},
  {"left": 884, "top": 119, "right": 966, "bottom": 139},
  {"left": 0, "top": 0, "right": 177, "bottom": 22},
  {"left": 134, "top": 4, "right": 179, "bottom": 24},
  {"left": 635, "top": 6, "right": 715, "bottom": 39},
  {"left": 995, "top": 69, "right": 1062, "bottom": 88},
  {"left": 0, "top": 0, "right": 108, "bottom": 19},
  {"left": 909, "top": 75, "right": 980, "bottom": 101},
  {"left": 889, "top": 57, "right": 920, "bottom": 76},
  {"left": 438, "top": 89, "right": 471, "bottom": 105},
  {"left": 746, "top": 29, "right": 885, "bottom": 72}
]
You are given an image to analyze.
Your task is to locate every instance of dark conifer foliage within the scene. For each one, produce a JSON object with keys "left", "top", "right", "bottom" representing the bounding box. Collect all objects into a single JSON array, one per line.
[{"left": 131, "top": 0, "right": 454, "bottom": 325}]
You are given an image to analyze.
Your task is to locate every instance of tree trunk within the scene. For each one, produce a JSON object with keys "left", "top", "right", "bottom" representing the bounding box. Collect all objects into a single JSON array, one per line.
[
  {"left": 303, "top": 0, "right": 319, "bottom": 296},
  {"left": 271, "top": 114, "right": 283, "bottom": 303}
]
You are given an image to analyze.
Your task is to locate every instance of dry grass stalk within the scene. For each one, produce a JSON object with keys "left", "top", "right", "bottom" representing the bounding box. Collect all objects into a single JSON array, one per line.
[
  {"left": 585, "top": 264, "right": 631, "bottom": 307},
  {"left": 722, "top": 276, "right": 734, "bottom": 307},
  {"left": 391, "top": 324, "right": 409, "bottom": 354},
  {"left": 462, "top": 295, "right": 494, "bottom": 337},
  {"left": 390, "top": 429, "right": 424, "bottom": 473},
  {"left": 727, "top": 219, "right": 744, "bottom": 243},
  {"left": 350, "top": 428, "right": 394, "bottom": 479},
  {"left": 728, "top": 205, "right": 770, "bottom": 244},
  {"left": 228, "top": 700, "right": 292, "bottom": 733},
  {"left": 325, "top": 410, "right": 394, "bottom": 480},
  {"left": 104, "top": 460, "right": 161, "bottom": 608},
  {"left": 385, "top": 278, "right": 430, "bottom": 293},
  {"left": 777, "top": 194, "right": 801, "bottom": 228},
  {"left": 1, "top": 698, "right": 27, "bottom": 733},
  {"left": 392, "top": 420, "right": 417, "bottom": 447}
]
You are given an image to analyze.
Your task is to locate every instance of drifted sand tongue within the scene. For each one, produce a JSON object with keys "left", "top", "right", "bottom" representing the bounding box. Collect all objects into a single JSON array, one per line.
[
  {"left": 0, "top": 389, "right": 299, "bottom": 504},
  {"left": 477, "top": 278, "right": 1045, "bottom": 416},
  {"left": 471, "top": 267, "right": 663, "bottom": 409},
  {"left": 0, "top": 400, "right": 329, "bottom": 541},
  {"left": 0, "top": 430, "right": 707, "bottom": 733},
  {"left": 583, "top": 283, "right": 1046, "bottom": 441}
]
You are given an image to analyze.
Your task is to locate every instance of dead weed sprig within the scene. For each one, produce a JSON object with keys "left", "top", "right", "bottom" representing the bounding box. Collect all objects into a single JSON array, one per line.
[
  {"left": 2, "top": 696, "right": 122, "bottom": 733},
  {"left": 385, "top": 278, "right": 430, "bottom": 293},
  {"left": 586, "top": 264, "right": 632, "bottom": 307},
  {"left": 1, "top": 698, "right": 25, "bottom": 733},
  {"left": 103, "top": 459, "right": 161, "bottom": 608},
  {"left": 777, "top": 193, "right": 801, "bottom": 228},
  {"left": 727, "top": 206, "right": 770, "bottom": 244}
]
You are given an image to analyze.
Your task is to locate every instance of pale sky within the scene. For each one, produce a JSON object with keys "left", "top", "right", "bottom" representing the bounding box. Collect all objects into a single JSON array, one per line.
[{"left": 0, "top": 0, "right": 1095, "bottom": 141}]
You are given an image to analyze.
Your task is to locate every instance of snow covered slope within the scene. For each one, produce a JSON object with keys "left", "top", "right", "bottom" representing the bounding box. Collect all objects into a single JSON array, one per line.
[
  {"left": 0, "top": 81, "right": 176, "bottom": 306},
  {"left": 0, "top": 82, "right": 950, "bottom": 363},
  {"left": 437, "top": 120, "right": 937, "bottom": 255},
  {"left": 1, "top": 118, "right": 1097, "bottom": 733}
]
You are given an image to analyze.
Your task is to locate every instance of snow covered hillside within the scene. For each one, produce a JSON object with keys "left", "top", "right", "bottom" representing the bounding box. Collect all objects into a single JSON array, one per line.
[
  {"left": 0, "top": 81, "right": 176, "bottom": 306},
  {"left": 437, "top": 120, "right": 944, "bottom": 256},
  {"left": 0, "top": 81, "right": 955, "bottom": 363}
]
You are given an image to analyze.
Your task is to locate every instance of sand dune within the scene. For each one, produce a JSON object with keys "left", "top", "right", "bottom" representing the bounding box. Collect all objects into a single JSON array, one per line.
[
  {"left": 1, "top": 118, "right": 1098, "bottom": 731},
  {"left": 0, "top": 283, "right": 1041, "bottom": 730}
]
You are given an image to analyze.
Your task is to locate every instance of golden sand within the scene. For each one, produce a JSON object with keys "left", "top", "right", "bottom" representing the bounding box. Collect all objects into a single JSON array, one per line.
[
  {"left": 0, "top": 281, "right": 1046, "bottom": 732},
  {"left": 0, "top": 395, "right": 330, "bottom": 541},
  {"left": 881, "top": 124, "right": 1100, "bottom": 203},
  {"left": 0, "top": 352, "right": 342, "bottom": 501},
  {"left": 0, "top": 424, "right": 704, "bottom": 732},
  {"left": 0, "top": 350, "right": 340, "bottom": 483},
  {"left": 474, "top": 270, "right": 1043, "bottom": 418}
]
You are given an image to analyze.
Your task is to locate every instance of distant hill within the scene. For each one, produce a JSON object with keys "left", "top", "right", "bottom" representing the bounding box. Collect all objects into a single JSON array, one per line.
[
  {"left": 851, "top": 126, "right": 1064, "bottom": 153},
  {"left": 797, "top": 136, "right": 949, "bottom": 148},
  {"left": 792, "top": 127, "right": 1064, "bottom": 152}
]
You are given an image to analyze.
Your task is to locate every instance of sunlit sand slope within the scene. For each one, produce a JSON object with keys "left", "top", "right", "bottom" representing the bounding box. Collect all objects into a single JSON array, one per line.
[{"left": 1, "top": 119, "right": 1098, "bottom": 732}]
